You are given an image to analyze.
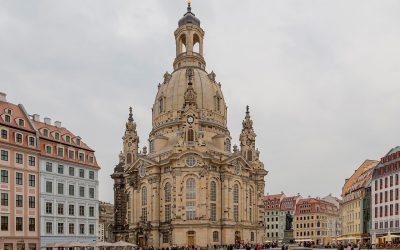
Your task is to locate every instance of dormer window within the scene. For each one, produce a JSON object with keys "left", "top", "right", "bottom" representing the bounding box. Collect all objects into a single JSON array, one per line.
[
  {"left": 75, "top": 138, "right": 81, "bottom": 146},
  {"left": 54, "top": 132, "right": 60, "bottom": 140},
  {"left": 88, "top": 156, "right": 94, "bottom": 164},
  {"left": 18, "top": 119, "right": 25, "bottom": 127},
  {"left": 43, "top": 129, "right": 49, "bottom": 137},
  {"left": 65, "top": 135, "right": 71, "bottom": 143},
  {"left": 4, "top": 108, "right": 12, "bottom": 115},
  {"left": 4, "top": 115, "right": 10, "bottom": 123}
]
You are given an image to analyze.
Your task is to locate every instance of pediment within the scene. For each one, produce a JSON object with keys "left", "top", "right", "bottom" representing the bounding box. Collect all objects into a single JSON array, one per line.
[
  {"left": 125, "top": 157, "right": 157, "bottom": 174},
  {"left": 224, "top": 154, "right": 252, "bottom": 170}
]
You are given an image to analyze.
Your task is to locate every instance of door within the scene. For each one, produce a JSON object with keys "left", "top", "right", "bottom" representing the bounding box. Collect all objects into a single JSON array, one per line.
[{"left": 187, "top": 231, "right": 196, "bottom": 246}]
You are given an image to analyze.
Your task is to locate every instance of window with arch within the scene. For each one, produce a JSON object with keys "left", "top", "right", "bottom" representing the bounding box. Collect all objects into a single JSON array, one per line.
[
  {"left": 210, "top": 181, "right": 217, "bottom": 221},
  {"left": 212, "top": 231, "right": 219, "bottom": 242},
  {"left": 233, "top": 184, "right": 239, "bottom": 222},
  {"left": 187, "top": 129, "right": 194, "bottom": 142},
  {"left": 251, "top": 232, "right": 255, "bottom": 241},
  {"left": 4, "top": 115, "right": 11, "bottom": 123},
  {"left": 126, "top": 153, "right": 132, "bottom": 164},
  {"left": 247, "top": 150, "right": 253, "bottom": 161},
  {"left": 180, "top": 34, "right": 187, "bottom": 53},
  {"left": 249, "top": 187, "right": 254, "bottom": 222},
  {"left": 192, "top": 33, "right": 201, "bottom": 54},
  {"left": 224, "top": 138, "right": 231, "bottom": 152},
  {"left": 43, "top": 129, "right": 48, "bottom": 137},
  {"left": 214, "top": 96, "right": 221, "bottom": 112},
  {"left": 186, "top": 178, "right": 196, "bottom": 220},
  {"left": 159, "top": 97, "right": 165, "bottom": 113},
  {"left": 164, "top": 182, "right": 172, "bottom": 222},
  {"left": 141, "top": 187, "right": 147, "bottom": 222}
]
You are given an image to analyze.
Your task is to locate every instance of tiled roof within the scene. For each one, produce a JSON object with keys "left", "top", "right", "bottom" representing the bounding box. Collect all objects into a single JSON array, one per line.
[{"left": 0, "top": 101, "right": 35, "bottom": 132}]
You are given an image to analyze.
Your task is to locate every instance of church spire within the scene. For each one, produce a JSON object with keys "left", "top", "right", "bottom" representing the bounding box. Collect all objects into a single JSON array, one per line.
[
  {"left": 239, "top": 106, "right": 257, "bottom": 162},
  {"left": 123, "top": 107, "right": 139, "bottom": 165}
]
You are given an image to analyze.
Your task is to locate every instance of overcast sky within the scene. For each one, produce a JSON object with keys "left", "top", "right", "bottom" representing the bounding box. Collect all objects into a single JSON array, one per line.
[{"left": 1, "top": 1, "right": 400, "bottom": 203}]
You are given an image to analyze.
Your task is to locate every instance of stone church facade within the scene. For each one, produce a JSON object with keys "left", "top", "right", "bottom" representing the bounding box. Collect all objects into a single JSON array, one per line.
[{"left": 112, "top": 3, "right": 268, "bottom": 248}]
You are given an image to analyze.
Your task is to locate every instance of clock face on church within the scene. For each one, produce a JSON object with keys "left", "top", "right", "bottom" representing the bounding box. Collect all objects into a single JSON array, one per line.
[{"left": 187, "top": 115, "right": 194, "bottom": 124}]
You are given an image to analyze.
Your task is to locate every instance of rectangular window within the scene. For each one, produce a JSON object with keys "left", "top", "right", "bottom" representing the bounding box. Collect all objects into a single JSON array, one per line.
[
  {"left": 1, "top": 193, "right": 8, "bottom": 206},
  {"left": 58, "top": 203, "right": 64, "bottom": 215},
  {"left": 89, "top": 188, "right": 94, "bottom": 198},
  {"left": 89, "top": 171, "right": 94, "bottom": 180},
  {"left": 89, "top": 224, "right": 94, "bottom": 235},
  {"left": 79, "top": 205, "right": 85, "bottom": 216},
  {"left": 79, "top": 186, "right": 85, "bottom": 197},
  {"left": 69, "top": 223, "right": 75, "bottom": 234},
  {"left": 69, "top": 185, "right": 75, "bottom": 196},
  {"left": 234, "top": 205, "right": 239, "bottom": 222},
  {"left": 16, "top": 217, "right": 23, "bottom": 231},
  {"left": 0, "top": 129, "right": 7, "bottom": 139},
  {"left": 29, "top": 137, "right": 35, "bottom": 146},
  {"left": 46, "top": 145, "right": 52, "bottom": 154},
  {"left": 142, "top": 207, "right": 147, "bottom": 222},
  {"left": 186, "top": 201, "right": 196, "bottom": 220},
  {"left": 89, "top": 156, "right": 94, "bottom": 164},
  {"left": 89, "top": 206, "right": 95, "bottom": 217},
  {"left": 58, "top": 183, "right": 64, "bottom": 195},
  {"left": 16, "top": 194, "right": 23, "bottom": 207},
  {"left": 79, "top": 152, "right": 84, "bottom": 162},
  {"left": 1, "top": 216, "right": 8, "bottom": 231},
  {"left": 69, "top": 167, "right": 74, "bottom": 176},
  {"left": 1, "top": 150, "right": 8, "bottom": 161},
  {"left": 28, "top": 174, "right": 35, "bottom": 187},
  {"left": 16, "top": 153, "right": 23, "bottom": 164},
  {"left": 16, "top": 133, "right": 23, "bottom": 143},
  {"left": 16, "top": 172, "right": 23, "bottom": 185},
  {"left": 1, "top": 170, "right": 8, "bottom": 183},
  {"left": 46, "top": 222, "right": 52, "bottom": 234},
  {"left": 163, "top": 233, "right": 169, "bottom": 243},
  {"left": 68, "top": 150, "right": 74, "bottom": 159},
  {"left": 58, "top": 223, "right": 64, "bottom": 234},
  {"left": 29, "top": 196, "right": 35, "bottom": 208},
  {"left": 58, "top": 165, "right": 64, "bottom": 174},
  {"left": 29, "top": 218, "right": 35, "bottom": 231},
  {"left": 57, "top": 147, "right": 64, "bottom": 157},
  {"left": 46, "top": 181, "right": 52, "bottom": 193},
  {"left": 210, "top": 203, "right": 216, "bottom": 221},
  {"left": 165, "top": 204, "right": 171, "bottom": 222},
  {"left": 46, "top": 202, "right": 53, "bottom": 214},
  {"left": 46, "top": 162, "right": 52, "bottom": 172},
  {"left": 28, "top": 156, "right": 35, "bottom": 166},
  {"left": 79, "top": 169, "right": 84, "bottom": 178},
  {"left": 79, "top": 224, "right": 85, "bottom": 234},
  {"left": 69, "top": 204, "right": 75, "bottom": 215}
]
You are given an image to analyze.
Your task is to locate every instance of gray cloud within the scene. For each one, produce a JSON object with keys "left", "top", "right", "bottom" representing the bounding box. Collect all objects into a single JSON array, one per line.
[{"left": 1, "top": 0, "right": 400, "bottom": 202}]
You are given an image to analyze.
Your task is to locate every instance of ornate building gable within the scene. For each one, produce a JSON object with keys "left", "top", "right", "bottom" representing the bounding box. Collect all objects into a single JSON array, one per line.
[{"left": 123, "top": 107, "right": 139, "bottom": 168}]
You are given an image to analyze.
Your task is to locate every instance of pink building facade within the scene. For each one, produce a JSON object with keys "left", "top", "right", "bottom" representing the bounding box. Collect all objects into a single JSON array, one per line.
[{"left": 0, "top": 93, "right": 40, "bottom": 250}]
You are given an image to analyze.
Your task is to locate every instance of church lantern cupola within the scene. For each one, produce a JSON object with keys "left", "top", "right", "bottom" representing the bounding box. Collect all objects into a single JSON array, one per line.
[{"left": 174, "top": 1, "right": 205, "bottom": 70}]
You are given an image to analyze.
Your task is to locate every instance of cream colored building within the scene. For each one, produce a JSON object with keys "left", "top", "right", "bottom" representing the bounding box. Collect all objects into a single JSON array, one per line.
[
  {"left": 340, "top": 160, "right": 377, "bottom": 243},
  {"left": 112, "top": 3, "right": 268, "bottom": 248}
]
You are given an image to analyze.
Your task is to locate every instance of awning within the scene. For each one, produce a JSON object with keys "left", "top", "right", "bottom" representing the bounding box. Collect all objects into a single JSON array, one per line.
[
  {"left": 295, "top": 239, "right": 313, "bottom": 242},
  {"left": 337, "top": 236, "right": 361, "bottom": 241}
]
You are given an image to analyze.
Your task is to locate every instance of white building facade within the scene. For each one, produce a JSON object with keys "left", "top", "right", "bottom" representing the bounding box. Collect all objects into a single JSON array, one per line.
[
  {"left": 371, "top": 146, "right": 400, "bottom": 245},
  {"left": 32, "top": 117, "right": 100, "bottom": 248}
]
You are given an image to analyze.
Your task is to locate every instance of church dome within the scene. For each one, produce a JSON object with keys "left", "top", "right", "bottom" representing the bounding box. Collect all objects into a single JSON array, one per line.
[{"left": 152, "top": 67, "right": 227, "bottom": 129}]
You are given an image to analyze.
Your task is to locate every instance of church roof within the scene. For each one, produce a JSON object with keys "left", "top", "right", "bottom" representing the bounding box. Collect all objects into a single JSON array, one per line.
[{"left": 178, "top": 3, "right": 200, "bottom": 27}]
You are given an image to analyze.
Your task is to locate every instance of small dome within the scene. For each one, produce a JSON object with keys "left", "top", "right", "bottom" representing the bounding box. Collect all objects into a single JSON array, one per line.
[{"left": 178, "top": 5, "right": 200, "bottom": 27}]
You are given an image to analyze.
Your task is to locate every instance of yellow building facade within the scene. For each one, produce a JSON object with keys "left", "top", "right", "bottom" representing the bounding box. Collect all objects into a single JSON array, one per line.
[{"left": 112, "top": 3, "right": 268, "bottom": 248}]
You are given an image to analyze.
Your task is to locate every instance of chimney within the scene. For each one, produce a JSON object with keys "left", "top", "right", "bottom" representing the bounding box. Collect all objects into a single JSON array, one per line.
[
  {"left": 54, "top": 121, "right": 62, "bottom": 128},
  {"left": 0, "top": 92, "right": 6, "bottom": 102},
  {"left": 33, "top": 114, "right": 40, "bottom": 122},
  {"left": 44, "top": 117, "right": 51, "bottom": 125}
]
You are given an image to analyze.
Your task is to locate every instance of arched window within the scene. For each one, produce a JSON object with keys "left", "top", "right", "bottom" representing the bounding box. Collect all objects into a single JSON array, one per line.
[
  {"left": 141, "top": 186, "right": 148, "bottom": 222},
  {"left": 186, "top": 178, "right": 196, "bottom": 220},
  {"left": 212, "top": 231, "right": 219, "bottom": 242},
  {"left": 210, "top": 181, "right": 217, "bottom": 202},
  {"left": 247, "top": 150, "right": 253, "bottom": 161},
  {"left": 224, "top": 139, "right": 231, "bottom": 152},
  {"left": 214, "top": 96, "right": 221, "bottom": 111},
  {"left": 187, "top": 129, "right": 194, "bottom": 142},
  {"left": 233, "top": 184, "right": 239, "bottom": 222},
  {"left": 126, "top": 153, "right": 132, "bottom": 164},
  {"left": 193, "top": 34, "right": 200, "bottom": 54},
  {"left": 164, "top": 182, "right": 172, "bottom": 222},
  {"left": 180, "top": 34, "right": 187, "bottom": 53},
  {"left": 249, "top": 187, "right": 253, "bottom": 222},
  {"left": 141, "top": 187, "right": 147, "bottom": 206},
  {"left": 159, "top": 97, "right": 165, "bottom": 113},
  {"left": 251, "top": 232, "right": 255, "bottom": 241}
]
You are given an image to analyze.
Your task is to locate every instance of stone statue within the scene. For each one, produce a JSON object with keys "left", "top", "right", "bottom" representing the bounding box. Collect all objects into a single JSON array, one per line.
[{"left": 285, "top": 211, "right": 293, "bottom": 230}]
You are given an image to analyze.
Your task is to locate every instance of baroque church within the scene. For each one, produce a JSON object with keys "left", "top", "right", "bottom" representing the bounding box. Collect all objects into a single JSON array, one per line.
[{"left": 112, "top": 3, "right": 268, "bottom": 247}]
